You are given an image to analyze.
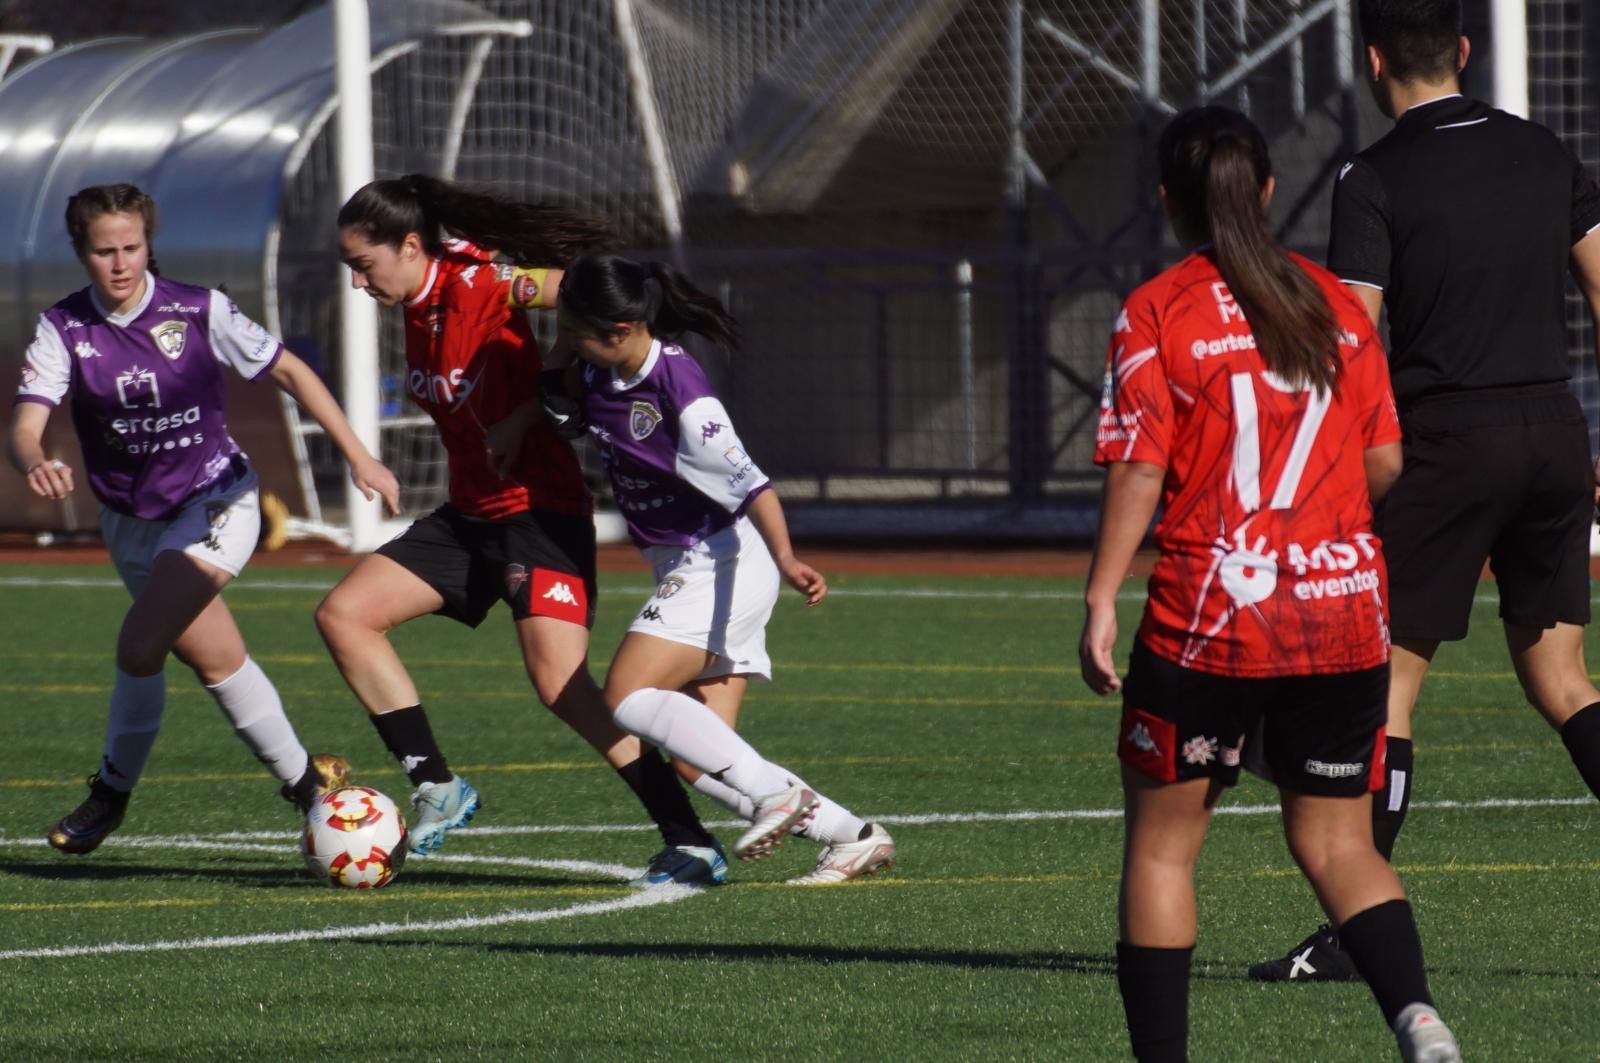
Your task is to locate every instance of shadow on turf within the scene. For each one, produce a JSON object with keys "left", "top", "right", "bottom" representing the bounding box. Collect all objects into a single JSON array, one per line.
[{"left": 0, "top": 856, "right": 601, "bottom": 891}]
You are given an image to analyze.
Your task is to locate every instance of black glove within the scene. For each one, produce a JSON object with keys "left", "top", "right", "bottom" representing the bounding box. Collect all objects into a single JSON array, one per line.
[{"left": 539, "top": 368, "right": 587, "bottom": 440}]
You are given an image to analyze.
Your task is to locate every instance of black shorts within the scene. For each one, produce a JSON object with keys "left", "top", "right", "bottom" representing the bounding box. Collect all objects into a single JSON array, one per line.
[
  {"left": 1118, "top": 641, "right": 1388, "bottom": 797},
  {"left": 376, "top": 505, "right": 596, "bottom": 629},
  {"left": 1378, "top": 384, "right": 1591, "bottom": 642}
]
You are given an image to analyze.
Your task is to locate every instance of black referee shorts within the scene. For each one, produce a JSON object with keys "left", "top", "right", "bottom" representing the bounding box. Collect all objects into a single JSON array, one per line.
[
  {"left": 1378, "top": 384, "right": 1591, "bottom": 642},
  {"left": 377, "top": 505, "right": 597, "bottom": 629},
  {"left": 1117, "top": 641, "right": 1388, "bottom": 797}
]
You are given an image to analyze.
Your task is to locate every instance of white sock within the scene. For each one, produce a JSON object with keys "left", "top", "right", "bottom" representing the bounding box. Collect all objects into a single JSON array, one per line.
[
  {"left": 614, "top": 687, "right": 789, "bottom": 798},
  {"left": 689, "top": 770, "right": 863, "bottom": 845},
  {"left": 205, "top": 657, "right": 309, "bottom": 785},
  {"left": 691, "top": 771, "right": 754, "bottom": 818},
  {"left": 101, "top": 668, "right": 166, "bottom": 791}
]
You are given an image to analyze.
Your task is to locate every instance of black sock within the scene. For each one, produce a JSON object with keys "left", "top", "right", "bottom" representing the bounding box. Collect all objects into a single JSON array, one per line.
[
  {"left": 1372, "top": 737, "right": 1414, "bottom": 861},
  {"left": 370, "top": 705, "right": 452, "bottom": 786},
  {"left": 616, "top": 748, "right": 714, "bottom": 848},
  {"left": 1116, "top": 942, "right": 1191, "bottom": 1063},
  {"left": 1338, "top": 899, "right": 1434, "bottom": 1026},
  {"left": 1560, "top": 703, "right": 1600, "bottom": 799}
]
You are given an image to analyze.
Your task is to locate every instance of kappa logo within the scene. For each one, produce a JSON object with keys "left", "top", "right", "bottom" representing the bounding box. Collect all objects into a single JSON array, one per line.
[
  {"left": 460, "top": 264, "right": 479, "bottom": 288},
  {"left": 1304, "top": 758, "right": 1364, "bottom": 779},
  {"left": 639, "top": 605, "right": 663, "bottom": 622},
  {"left": 401, "top": 755, "right": 430, "bottom": 774},
  {"left": 1182, "top": 736, "right": 1217, "bottom": 766},
  {"left": 151, "top": 320, "right": 188, "bottom": 360},
  {"left": 1338, "top": 161, "right": 1355, "bottom": 181},
  {"left": 542, "top": 581, "right": 579, "bottom": 606},
  {"left": 630, "top": 401, "right": 662, "bottom": 441},
  {"left": 700, "top": 421, "right": 724, "bottom": 444},
  {"left": 74, "top": 341, "right": 102, "bottom": 359},
  {"left": 1128, "top": 722, "right": 1157, "bottom": 754}
]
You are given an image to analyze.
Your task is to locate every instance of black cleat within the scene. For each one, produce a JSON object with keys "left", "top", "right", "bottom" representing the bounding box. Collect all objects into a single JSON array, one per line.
[
  {"left": 282, "top": 753, "right": 352, "bottom": 814},
  {"left": 47, "top": 773, "right": 131, "bottom": 855},
  {"left": 1247, "top": 925, "right": 1363, "bottom": 982}
]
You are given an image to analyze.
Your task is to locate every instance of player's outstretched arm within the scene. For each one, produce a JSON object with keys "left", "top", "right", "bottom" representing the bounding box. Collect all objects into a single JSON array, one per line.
[
  {"left": 268, "top": 351, "right": 400, "bottom": 515},
  {"left": 7, "top": 402, "right": 73, "bottom": 499},
  {"left": 746, "top": 488, "right": 826, "bottom": 605},
  {"left": 1080, "top": 460, "right": 1163, "bottom": 694}
]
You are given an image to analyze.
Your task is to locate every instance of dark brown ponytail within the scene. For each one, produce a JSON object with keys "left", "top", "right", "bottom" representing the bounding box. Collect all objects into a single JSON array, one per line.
[
  {"left": 336, "top": 174, "right": 616, "bottom": 265},
  {"left": 559, "top": 253, "right": 741, "bottom": 349},
  {"left": 1159, "top": 107, "right": 1340, "bottom": 394}
]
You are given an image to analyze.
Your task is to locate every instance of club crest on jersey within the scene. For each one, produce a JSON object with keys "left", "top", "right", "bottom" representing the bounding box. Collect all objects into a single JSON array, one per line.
[
  {"left": 151, "top": 321, "right": 188, "bottom": 360},
  {"left": 630, "top": 401, "right": 662, "bottom": 441},
  {"left": 654, "top": 575, "right": 686, "bottom": 600}
]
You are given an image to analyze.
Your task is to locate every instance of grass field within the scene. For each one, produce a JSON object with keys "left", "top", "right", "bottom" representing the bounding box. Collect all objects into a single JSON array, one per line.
[{"left": 1, "top": 559, "right": 1598, "bottom": 1060}]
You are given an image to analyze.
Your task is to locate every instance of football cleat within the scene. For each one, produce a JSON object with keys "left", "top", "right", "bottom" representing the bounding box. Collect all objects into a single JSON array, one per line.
[
  {"left": 733, "top": 782, "right": 819, "bottom": 862},
  {"left": 1394, "top": 1003, "right": 1461, "bottom": 1063},
  {"left": 47, "top": 773, "right": 131, "bottom": 855},
  {"left": 408, "top": 774, "right": 480, "bottom": 855},
  {"left": 787, "top": 823, "right": 896, "bottom": 885},
  {"left": 1247, "top": 924, "right": 1363, "bottom": 982},
  {"left": 282, "top": 752, "right": 352, "bottom": 814},
  {"left": 629, "top": 841, "right": 728, "bottom": 888}
]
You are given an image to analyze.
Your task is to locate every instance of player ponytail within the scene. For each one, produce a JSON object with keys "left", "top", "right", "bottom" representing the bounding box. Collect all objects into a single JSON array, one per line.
[
  {"left": 335, "top": 174, "right": 616, "bottom": 265},
  {"left": 558, "top": 253, "right": 741, "bottom": 349},
  {"left": 65, "top": 182, "right": 161, "bottom": 275},
  {"left": 1158, "top": 107, "right": 1340, "bottom": 394}
]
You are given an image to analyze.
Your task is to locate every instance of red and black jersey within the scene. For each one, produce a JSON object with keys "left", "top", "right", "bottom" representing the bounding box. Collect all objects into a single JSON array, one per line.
[
  {"left": 1095, "top": 250, "right": 1402, "bottom": 678},
  {"left": 401, "top": 241, "right": 588, "bottom": 520}
]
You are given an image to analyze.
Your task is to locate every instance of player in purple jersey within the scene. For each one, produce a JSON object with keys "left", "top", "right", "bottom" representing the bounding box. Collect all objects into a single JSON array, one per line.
[
  {"left": 555, "top": 252, "right": 896, "bottom": 884},
  {"left": 7, "top": 183, "right": 400, "bottom": 855}
]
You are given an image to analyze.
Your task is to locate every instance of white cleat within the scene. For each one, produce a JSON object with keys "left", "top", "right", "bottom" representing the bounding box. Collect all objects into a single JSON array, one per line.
[
  {"left": 733, "top": 782, "right": 818, "bottom": 862},
  {"left": 787, "top": 823, "right": 896, "bottom": 885},
  {"left": 1394, "top": 1003, "right": 1461, "bottom": 1063}
]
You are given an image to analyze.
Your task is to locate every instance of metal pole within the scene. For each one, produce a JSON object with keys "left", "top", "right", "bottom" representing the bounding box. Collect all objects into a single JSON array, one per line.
[
  {"left": 1234, "top": 0, "right": 1250, "bottom": 113},
  {"left": 1291, "top": 0, "right": 1306, "bottom": 120},
  {"left": 956, "top": 259, "right": 976, "bottom": 487},
  {"left": 615, "top": 0, "right": 686, "bottom": 265},
  {"left": 1490, "top": 0, "right": 1529, "bottom": 118},
  {"left": 1006, "top": 0, "right": 1039, "bottom": 501},
  {"left": 334, "top": 0, "right": 381, "bottom": 552}
]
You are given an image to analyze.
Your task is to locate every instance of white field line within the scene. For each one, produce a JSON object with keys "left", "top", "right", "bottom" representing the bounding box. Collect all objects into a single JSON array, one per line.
[
  {"left": 1, "top": 795, "right": 1590, "bottom": 961},
  {"left": 0, "top": 574, "right": 1563, "bottom": 604},
  {"left": 1, "top": 794, "right": 1586, "bottom": 850},
  {"left": 0, "top": 883, "right": 696, "bottom": 961}
]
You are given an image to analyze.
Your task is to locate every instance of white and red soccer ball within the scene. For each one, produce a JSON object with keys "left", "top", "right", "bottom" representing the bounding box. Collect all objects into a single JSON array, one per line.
[{"left": 304, "top": 786, "right": 408, "bottom": 889}]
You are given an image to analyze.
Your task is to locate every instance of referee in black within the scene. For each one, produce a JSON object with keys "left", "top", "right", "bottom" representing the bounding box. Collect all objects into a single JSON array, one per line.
[{"left": 1251, "top": 0, "right": 1600, "bottom": 984}]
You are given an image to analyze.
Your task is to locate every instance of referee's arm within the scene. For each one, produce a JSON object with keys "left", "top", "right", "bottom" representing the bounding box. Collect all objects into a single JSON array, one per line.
[{"left": 1328, "top": 158, "right": 1388, "bottom": 327}]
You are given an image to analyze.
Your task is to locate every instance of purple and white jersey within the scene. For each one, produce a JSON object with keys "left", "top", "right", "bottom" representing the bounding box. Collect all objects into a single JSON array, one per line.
[
  {"left": 581, "top": 340, "right": 770, "bottom": 548},
  {"left": 14, "top": 273, "right": 282, "bottom": 519}
]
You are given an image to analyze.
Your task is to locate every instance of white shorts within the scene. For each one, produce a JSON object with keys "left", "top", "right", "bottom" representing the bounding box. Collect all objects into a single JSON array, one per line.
[
  {"left": 100, "top": 468, "right": 261, "bottom": 596},
  {"left": 628, "top": 516, "right": 780, "bottom": 681}
]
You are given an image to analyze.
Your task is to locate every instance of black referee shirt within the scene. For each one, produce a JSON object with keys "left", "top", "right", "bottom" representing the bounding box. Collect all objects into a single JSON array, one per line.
[{"left": 1328, "top": 94, "right": 1600, "bottom": 408}]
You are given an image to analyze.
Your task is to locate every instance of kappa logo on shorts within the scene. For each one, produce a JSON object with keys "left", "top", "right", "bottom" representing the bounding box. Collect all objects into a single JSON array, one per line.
[
  {"left": 654, "top": 575, "right": 685, "bottom": 600},
  {"left": 542, "top": 581, "right": 579, "bottom": 606},
  {"left": 1119, "top": 706, "right": 1178, "bottom": 784},
  {"left": 528, "top": 567, "right": 587, "bottom": 623},
  {"left": 639, "top": 605, "right": 663, "bottom": 622},
  {"left": 1129, "top": 723, "right": 1157, "bottom": 753},
  {"left": 1304, "top": 758, "right": 1365, "bottom": 779}
]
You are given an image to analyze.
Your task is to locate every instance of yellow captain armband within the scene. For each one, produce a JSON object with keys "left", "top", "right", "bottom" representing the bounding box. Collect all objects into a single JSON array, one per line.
[{"left": 506, "top": 266, "right": 551, "bottom": 310}]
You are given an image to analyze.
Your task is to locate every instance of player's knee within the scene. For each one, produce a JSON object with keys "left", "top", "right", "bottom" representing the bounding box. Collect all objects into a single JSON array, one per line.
[
  {"left": 314, "top": 590, "right": 374, "bottom": 644},
  {"left": 115, "top": 630, "right": 168, "bottom": 677}
]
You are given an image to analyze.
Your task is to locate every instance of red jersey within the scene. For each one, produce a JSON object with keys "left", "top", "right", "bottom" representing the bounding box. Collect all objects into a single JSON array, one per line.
[
  {"left": 401, "top": 241, "right": 588, "bottom": 520},
  {"left": 1094, "top": 250, "right": 1402, "bottom": 677}
]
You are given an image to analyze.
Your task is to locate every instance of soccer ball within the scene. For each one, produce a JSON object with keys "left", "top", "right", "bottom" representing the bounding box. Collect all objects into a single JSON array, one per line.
[{"left": 304, "top": 785, "right": 408, "bottom": 889}]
